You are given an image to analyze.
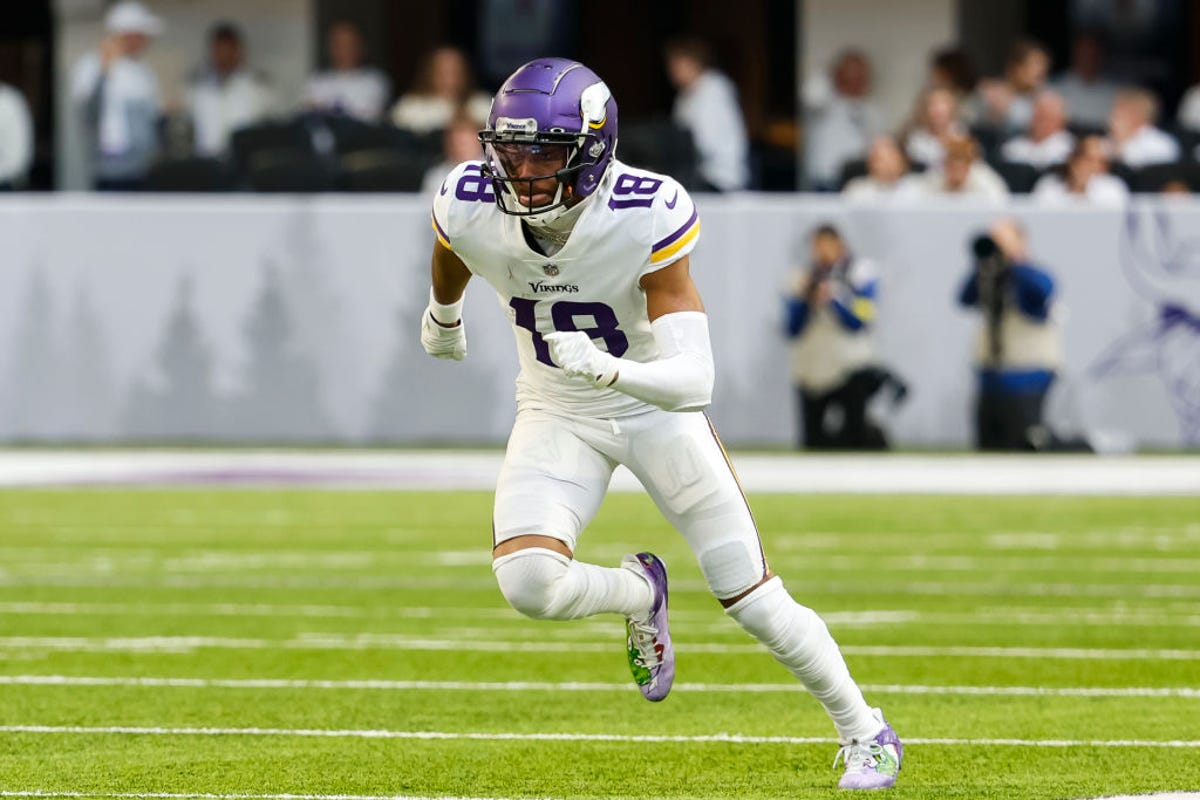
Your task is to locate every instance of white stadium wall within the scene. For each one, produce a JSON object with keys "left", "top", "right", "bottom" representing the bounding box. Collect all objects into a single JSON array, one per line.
[{"left": 0, "top": 194, "right": 1197, "bottom": 448}]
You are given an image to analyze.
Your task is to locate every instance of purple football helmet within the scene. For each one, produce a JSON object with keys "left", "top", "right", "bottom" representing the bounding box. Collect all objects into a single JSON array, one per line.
[{"left": 479, "top": 58, "right": 618, "bottom": 223}]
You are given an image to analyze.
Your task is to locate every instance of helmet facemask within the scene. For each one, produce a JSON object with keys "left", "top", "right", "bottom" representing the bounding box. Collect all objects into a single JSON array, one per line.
[{"left": 480, "top": 128, "right": 604, "bottom": 226}]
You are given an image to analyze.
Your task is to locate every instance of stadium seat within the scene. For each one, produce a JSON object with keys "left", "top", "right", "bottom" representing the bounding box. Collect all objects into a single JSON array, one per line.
[
  {"left": 838, "top": 158, "right": 868, "bottom": 189},
  {"left": 244, "top": 148, "right": 337, "bottom": 192},
  {"left": 145, "top": 157, "right": 237, "bottom": 192},
  {"left": 993, "top": 160, "right": 1040, "bottom": 193},
  {"left": 338, "top": 149, "right": 430, "bottom": 192},
  {"left": 1131, "top": 161, "right": 1200, "bottom": 193},
  {"left": 229, "top": 120, "right": 320, "bottom": 178},
  {"left": 618, "top": 119, "right": 699, "bottom": 189}
]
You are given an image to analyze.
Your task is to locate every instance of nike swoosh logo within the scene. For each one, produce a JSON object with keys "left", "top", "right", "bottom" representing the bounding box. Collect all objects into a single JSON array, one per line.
[
  {"left": 664, "top": 190, "right": 679, "bottom": 209},
  {"left": 439, "top": 181, "right": 448, "bottom": 195}
]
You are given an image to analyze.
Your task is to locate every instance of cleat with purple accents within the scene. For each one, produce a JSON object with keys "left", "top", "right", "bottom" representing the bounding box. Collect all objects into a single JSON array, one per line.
[
  {"left": 621, "top": 552, "right": 674, "bottom": 702},
  {"left": 834, "top": 709, "right": 903, "bottom": 789}
]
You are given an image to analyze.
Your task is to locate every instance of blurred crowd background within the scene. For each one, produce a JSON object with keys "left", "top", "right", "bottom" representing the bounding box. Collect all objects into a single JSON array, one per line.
[{"left": 3, "top": 0, "right": 1200, "bottom": 197}]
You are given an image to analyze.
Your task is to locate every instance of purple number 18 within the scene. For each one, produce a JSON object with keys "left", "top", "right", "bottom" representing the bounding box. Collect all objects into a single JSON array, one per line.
[{"left": 510, "top": 298, "right": 630, "bottom": 367}]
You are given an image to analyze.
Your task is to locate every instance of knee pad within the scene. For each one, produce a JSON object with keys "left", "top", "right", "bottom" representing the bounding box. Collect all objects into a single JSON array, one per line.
[
  {"left": 724, "top": 576, "right": 826, "bottom": 657},
  {"left": 492, "top": 547, "right": 572, "bottom": 620}
]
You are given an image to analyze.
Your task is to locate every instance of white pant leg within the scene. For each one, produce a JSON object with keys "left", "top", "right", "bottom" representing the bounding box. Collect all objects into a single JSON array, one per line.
[
  {"left": 619, "top": 408, "right": 880, "bottom": 741},
  {"left": 491, "top": 408, "right": 653, "bottom": 622},
  {"left": 493, "top": 408, "right": 616, "bottom": 551},
  {"left": 619, "top": 409, "right": 767, "bottom": 599}
]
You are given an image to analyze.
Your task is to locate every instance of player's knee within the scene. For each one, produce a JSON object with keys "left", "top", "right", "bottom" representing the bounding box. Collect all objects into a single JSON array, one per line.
[
  {"left": 723, "top": 576, "right": 824, "bottom": 654},
  {"left": 492, "top": 547, "right": 572, "bottom": 620},
  {"left": 699, "top": 540, "right": 768, "bottom": 599}
]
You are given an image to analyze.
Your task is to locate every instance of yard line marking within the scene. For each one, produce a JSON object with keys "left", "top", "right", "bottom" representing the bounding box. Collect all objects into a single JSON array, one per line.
[
  {"left": 2, "top": 574, "right": 1200, "bottom": 599},
  {"left": 0, "top": 636, "right": 1197, "bottom": 660},
  {"left": 1, "top": 676, "right": 1196, "bottom": 698},
  {"left": 0, "top": 793, "right": 541, "bottom": 800},
  {"left": 6, "top": 601, "right": 1200, "bottom": 628},
  {"left": 1, "top": 725, "right": 1197, "bottom": 748}
]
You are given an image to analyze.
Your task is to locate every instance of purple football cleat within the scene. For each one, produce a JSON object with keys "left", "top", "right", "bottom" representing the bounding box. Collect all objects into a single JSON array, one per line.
[
  {"left": 621, "top": 552, "right": 674, "bottom": 702},
  {"left": 834, "top": 710, "right": 903, "bottom": 789}
]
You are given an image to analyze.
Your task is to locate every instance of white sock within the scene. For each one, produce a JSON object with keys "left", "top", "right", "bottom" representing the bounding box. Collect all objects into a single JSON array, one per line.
[
  {"left": 492, "top": 547, "right": 653, "bottom": 621},
  {"left": 725, "top": 576, "right": 881, "bottom": 742}
]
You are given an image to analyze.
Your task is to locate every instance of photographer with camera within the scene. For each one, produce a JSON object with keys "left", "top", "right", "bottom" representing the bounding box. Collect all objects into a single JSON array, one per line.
[
  {"left": 958, "top": 218, "right": 1062, "bottom": 450},
  {"left": 785, "top": 224, "right": 901, "bottom": 450}
]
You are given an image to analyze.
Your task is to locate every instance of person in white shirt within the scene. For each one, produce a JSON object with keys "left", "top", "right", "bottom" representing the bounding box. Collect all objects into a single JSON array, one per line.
[
  {"left": 1049, "top": 32, "right": 1119, "bottom": 130},
  {"left": 901, "top": 87, "right": 965, "bottom": 168},
  {"left": 1000, "top": 90, "right": 1074, "bottom": 169},
  {"left": 1031, "top": 135, "right": 1129, "bottom": 207},
  {"left": 842, "top": 135, "right": 909, "bottom": 200},
  {"left": 1176, "top": 83, "right": 1200, "bottom": 133},
  {"left": 71, "top": 0, "right": 163, "bottom": 190},
  {"left": 802, "top": 49, "right": 881, "bottom": 190},
  {"left": 664, "top": 37, "right": 749, "bottom": 192},
  {"left": 391, "top": 46, "right": 492, "bottom": 135},
  {"left": 302, "top": 20, "right": 390, "bottom": 123},
  {"left": 897, "top": 134, "right": 1009, "bottom": 202},
  {"left": 972, "top": 39, "right": 1050, "bottom": 136},
  {"left": 187, "top": 22, "right": 276, "bottom": 157},
  {"left": 1108, "top": 87, "right": 1179, "bottom": 168},
  {"left": 0, "top": 82, "right": 33, "bottom": 189}
]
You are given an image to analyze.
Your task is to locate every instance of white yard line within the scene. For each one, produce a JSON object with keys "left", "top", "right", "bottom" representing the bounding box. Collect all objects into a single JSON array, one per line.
[
  {"left": 0, "top": 675, "right": 1196, "bottom": 698},
  {"left": 0, "top": 793, "right": 543, "bottom": 800},
  {"left": 0, "top": 725, "right": 1197, "bottom": 748},
  {"left": 4, "top": 602, "right": 1200, "bottom": 629},
  {"left": 0, "top": 451, "right": 1198, "bottom": 495},
  {"left": 0, "top": 635, "right": 1195, "bottom": 660},
  {"left": 1, "top": 575, "right": 1198, "bottom": 600}
]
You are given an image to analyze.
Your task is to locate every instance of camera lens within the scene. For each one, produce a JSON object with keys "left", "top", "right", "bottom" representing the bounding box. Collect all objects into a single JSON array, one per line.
[{"left": 972, "top": 235, "right": 999, "bottom": 258}]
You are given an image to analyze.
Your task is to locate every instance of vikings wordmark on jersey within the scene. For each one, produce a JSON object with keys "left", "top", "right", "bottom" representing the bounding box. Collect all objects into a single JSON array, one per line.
[{"left": 432, "top": 159, "right": 700, "bottom": 417}]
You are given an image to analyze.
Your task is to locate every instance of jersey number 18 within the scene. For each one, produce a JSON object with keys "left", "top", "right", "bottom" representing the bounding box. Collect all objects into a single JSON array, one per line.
[{"left": 510, "top": 298, "right": 630, "bottom": 367}]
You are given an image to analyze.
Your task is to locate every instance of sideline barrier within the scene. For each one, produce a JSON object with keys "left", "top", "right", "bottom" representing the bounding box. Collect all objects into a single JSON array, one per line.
[{"left": 0, "top": 194, "right": 1196, "bottom": 447}]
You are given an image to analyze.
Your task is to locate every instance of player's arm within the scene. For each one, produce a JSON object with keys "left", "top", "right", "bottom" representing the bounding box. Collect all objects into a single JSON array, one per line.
[
  {"left": 546, "top": 255, "right": 715, "bottom": 413},
  {"left": 420, "top": 240, "right": 474, "bottom": 361}
]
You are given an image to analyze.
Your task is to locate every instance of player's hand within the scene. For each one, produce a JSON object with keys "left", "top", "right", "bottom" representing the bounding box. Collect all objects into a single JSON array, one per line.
[
  {"left": 545, "top": 331, "right": 618, "bottom": 388},
  {"left": 420, "top": 306, "right": 467, "bottom": 360}
]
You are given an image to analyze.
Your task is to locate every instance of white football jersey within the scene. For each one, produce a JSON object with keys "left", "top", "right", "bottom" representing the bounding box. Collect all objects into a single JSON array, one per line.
[{"left": 432, "top": 159, "right": 700, "bottom": 417}]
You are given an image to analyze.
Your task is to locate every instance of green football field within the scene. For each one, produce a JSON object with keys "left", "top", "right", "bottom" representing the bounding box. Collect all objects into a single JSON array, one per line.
[{"left": 0, "top": 489, "right": 1198, "bottom": 800}]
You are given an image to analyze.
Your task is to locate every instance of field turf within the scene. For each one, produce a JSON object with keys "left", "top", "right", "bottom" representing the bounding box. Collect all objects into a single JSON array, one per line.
[{"left": 0, "top": 489, "right": 1198, "bottom": 799}]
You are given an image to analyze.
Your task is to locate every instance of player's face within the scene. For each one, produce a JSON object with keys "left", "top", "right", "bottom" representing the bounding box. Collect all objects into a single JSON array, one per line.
[{"left": 493, "top": 142, "right": 571, "bottom": 208}]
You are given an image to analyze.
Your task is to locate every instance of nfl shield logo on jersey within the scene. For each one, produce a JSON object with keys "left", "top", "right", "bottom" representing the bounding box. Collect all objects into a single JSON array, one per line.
[{"left": 543, "top": 263, "right": 560, "bottom": 276}]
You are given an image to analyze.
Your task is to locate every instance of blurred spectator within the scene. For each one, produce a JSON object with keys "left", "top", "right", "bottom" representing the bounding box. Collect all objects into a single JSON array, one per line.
[
  {"left": 391, "top": 46, "right": 491, "bottom": 135},
  {"left": 1031, "top": 135, "right": 1128, "bottom": 206},
  {"left": 802, "top": 49, "right": 881, "bottom": 191},
  {"left": 420, "top": 114, "right": 484, "bottom": 195},
  {"left": 70, "top": 0, "right": 164, "bottom": 190},
  {"left": 1174, "top": 81, "right": 1200, "bottom": 134},
  {"left": 958, "top": 218, "right": 1062, "bottom": 451},
  {"left": 898, "top": 134, "right": 1009, "bottom": 201},
  {"left": 902, "top": 87, "right": 964, "bottom": 168},
  {"left": 842, "top": 135, "right": 909, "bottom": 200},
  {"left": 186, "top": 22, "right": 276, "bottom": 157},
  {"left": 1049, "top": 31, "right": 1119, "bottom": 130},
  {"left": 973, "top": 39, "right": 1050, "bottom": 135},
  {"left": 664, "top": 37, "right": 748, "bottom": 192},
  {"left": 927, "top": 46, "right": 978, "bottom": 106},
  {"left": 302, "top": 20, "right": 390, "bottom": 122},
  {"left": 1000, "top": 90, "right": 1074, "bottom": 169},
  {"left": 784, "top": 224, "right": 889, "bottom": 450},
  {"left": 1108, "top": 87, "right": 1179, "bottom": 168},
  {"left": 1160, "top": 179, "right": 1191, "bottom": 196},
  {"left": 0, "top": 82, "right": 33, "bottom": 189}
]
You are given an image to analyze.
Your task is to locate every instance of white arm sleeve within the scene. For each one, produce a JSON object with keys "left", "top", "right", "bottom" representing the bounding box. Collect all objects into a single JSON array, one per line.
[{"left": 609, "top": 311, "right": 714, "bottom": 413}]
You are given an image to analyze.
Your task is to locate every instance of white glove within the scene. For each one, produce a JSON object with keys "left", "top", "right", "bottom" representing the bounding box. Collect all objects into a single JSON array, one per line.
[
  {"left": 545, "top": 331, "right": 619, "bottom": 388},
  {"left": 420, "top": 305, "right": 467, "bottom": 360}
]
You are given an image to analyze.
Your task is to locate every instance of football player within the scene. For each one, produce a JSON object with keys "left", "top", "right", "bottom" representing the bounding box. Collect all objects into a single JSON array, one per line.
[{"left": 421, "top": 57, "right": 902, "bottom": 790}]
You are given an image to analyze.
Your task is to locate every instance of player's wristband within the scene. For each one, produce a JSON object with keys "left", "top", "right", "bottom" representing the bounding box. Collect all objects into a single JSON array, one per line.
[{"left": 428, "top": 287, "right": 464, "bottom": 327}]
